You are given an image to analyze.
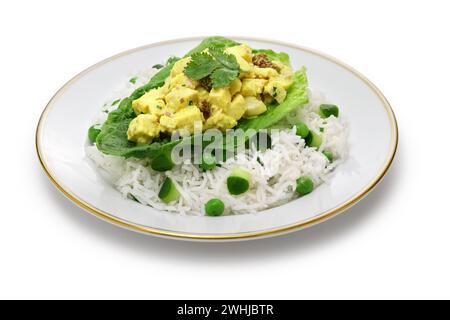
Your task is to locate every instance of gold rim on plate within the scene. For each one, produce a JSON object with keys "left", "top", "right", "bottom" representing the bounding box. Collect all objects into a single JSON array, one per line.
[{"left": 36, "top": 37, "right": 398, "bottom": 240}]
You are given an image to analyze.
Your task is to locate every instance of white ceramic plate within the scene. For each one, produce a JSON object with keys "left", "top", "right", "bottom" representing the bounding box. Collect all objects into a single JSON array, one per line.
[{"left": 36, "top": 37, "right": 398, "bottom": 241}]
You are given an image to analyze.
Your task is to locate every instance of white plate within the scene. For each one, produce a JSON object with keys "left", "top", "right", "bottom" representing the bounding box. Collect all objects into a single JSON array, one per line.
[{"left": 36, "top": 37, "right": 398, "bottom": 241}]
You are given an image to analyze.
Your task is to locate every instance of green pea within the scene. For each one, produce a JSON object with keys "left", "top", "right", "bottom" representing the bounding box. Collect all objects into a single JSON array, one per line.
[
  {"left": 296, "top": 176, "right": 314, "bottom": 196},
  {"left": 323, "top": 150, "right": 334, "bottom": 162},
  {"left": 205, "top": 198, "right": 225, "bottom": 216},
  {"left": 295, "top": 122, "right": 310, "bottom": 139},
  {"left": 319, "top": 104, "right": 339, "bottom": 118},
  {"left": 200, "top": 153, "right": 216, "bottom": 171},
  {"left": 88, "top": 126, "right": 101, "bottom": 143}
]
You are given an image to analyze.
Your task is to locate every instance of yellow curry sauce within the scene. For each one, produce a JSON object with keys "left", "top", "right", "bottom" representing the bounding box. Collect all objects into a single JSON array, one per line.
[{"left": 127, "top": 44, "right": 294, "bottom": 144}]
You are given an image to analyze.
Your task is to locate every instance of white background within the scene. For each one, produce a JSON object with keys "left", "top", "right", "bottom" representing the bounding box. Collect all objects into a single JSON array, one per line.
[{"left": 0, "top": 0, "right": 448, "bottom": 300}]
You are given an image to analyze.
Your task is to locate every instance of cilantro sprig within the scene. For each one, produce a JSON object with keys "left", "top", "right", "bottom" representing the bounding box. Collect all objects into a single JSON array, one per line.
[{"left": 184, "top": 47, "right": 240, "bottom": 89}]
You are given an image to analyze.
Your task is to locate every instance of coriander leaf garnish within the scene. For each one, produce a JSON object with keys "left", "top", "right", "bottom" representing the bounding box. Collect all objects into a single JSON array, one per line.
[
  {"left": 111, "top": 99, "right": 121, "bottom": 106},
  {"left": 210, "top": 68, "right": 239, "bottom": 88},
  {"left": 209, "top": 47, "right": 239, "bottom": 70},
  {"left": 184, "top": 47, "right": 240, "bottom": 88},
  {"left": 152, "top": 64, "right": 164, "bottom": 69},
  {"left": 184, "top": 52, "right": 219, "bottom": 80}
]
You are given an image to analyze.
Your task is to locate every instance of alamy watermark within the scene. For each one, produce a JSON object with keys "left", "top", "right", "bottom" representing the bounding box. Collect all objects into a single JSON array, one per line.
[{"left": 170, "top": 120, "right": 274, "bottom": 165}]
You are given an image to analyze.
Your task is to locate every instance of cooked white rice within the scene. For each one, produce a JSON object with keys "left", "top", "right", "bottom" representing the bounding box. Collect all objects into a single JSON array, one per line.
[{"left": 86, "top": 68, "right": 349, "bottom": 215}]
